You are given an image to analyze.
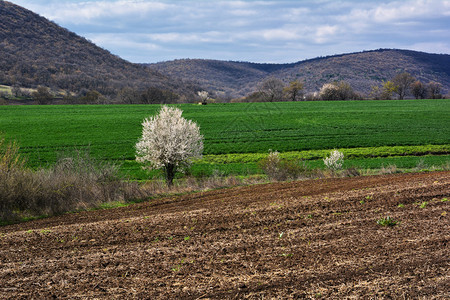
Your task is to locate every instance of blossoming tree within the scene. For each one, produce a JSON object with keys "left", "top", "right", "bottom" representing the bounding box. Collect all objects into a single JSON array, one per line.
[
  {"left": 135, "top": 105, "right": 203, "bottom": 186},
  {"left": 323, "top": 149, "right": 344, "bottom": 171}
]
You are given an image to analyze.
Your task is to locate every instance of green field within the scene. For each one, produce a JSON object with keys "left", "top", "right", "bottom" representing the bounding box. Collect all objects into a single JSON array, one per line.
[{"left": 1, "top": 99, "right": 449, "bottom": 179}]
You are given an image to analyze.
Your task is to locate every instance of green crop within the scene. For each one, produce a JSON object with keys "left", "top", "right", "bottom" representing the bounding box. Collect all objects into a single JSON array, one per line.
[{"left": 0, "top": 99, "right": 448, "bottom": 180}]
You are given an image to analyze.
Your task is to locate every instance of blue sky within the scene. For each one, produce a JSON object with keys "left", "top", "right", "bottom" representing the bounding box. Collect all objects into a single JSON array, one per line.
[{"left": 8, "top": 0, "right": 450, "bottom": 63}]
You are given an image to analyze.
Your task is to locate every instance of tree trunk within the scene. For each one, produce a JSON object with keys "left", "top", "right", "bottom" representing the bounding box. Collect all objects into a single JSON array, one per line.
[{"left": 165, "top": 163, "right": 175, "bottom": 187}]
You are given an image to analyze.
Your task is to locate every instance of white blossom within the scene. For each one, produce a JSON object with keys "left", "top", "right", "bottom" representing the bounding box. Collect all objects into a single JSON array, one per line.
[
  {"left": 323, "top": 149, "right": 344, "bottom": 171},
  {"left": 197, "top": 90, "right": 209, "bottom": 104},
  {"left": 135, "top": 106, "right": 203, "bottom": 183}
]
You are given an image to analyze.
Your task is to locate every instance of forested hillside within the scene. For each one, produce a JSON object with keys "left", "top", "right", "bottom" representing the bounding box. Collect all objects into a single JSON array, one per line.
[
  {"left": 0, "top": 1, "right": 199, "bottom": 101},
  {"left": 1, "top": 1, "right": 449, "bottom": 103},
  {"left": 148, "top": 49, "right": 450, "bottom": 99}
]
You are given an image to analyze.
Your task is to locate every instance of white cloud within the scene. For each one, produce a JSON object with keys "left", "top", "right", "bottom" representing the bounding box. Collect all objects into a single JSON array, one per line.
[
  {"left": 314, "top": 25, "right": 339, "bottom": 44},
  {"left": 261, "top": 28, "right": 300, "bottom": 41},
  {"left": 51, "top": 1, "right": 172, "bottom": 23},
  {"left": 410, "top": 42, "right": 450, "bottom": 54},
  {"left": 341, "top": 0, "right": 450, "bottom": 24}
]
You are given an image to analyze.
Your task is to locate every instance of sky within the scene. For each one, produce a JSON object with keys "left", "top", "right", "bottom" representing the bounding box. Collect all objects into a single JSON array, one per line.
[{"left": 8, "top": 0, "right": 450, "bottom": 63}]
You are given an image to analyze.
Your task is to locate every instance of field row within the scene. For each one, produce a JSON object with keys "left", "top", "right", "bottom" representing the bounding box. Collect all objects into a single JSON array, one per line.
[
  {"left": 200, "top": 144, "right": 450, "bottom": 164},
  {"left": 121, "top": 154, "right": 450, "bottom": 180}
]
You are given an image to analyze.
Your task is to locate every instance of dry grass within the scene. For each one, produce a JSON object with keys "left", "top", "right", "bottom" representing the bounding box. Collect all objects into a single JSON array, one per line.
[
  {"left": 0, "top": 138, "right": 143, "bottom": 222},
  {"left": 258, "top": 151, "right": 315, "bottom": 181},
  {"left": 140, "top": 174, "right": 267, "bottom": 196}
]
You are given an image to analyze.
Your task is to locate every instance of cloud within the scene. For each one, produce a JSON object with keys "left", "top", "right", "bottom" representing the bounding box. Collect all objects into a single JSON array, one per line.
[
  {"left": 47, "top": 1, "right": 173, "bottom": 24},
  {"left": 410, "top": 42, "right": 450, "bottom": 54},
  {"left": 7, "top": 0, "right": 450, "bottom": 63},
  {"left": 314, "top": 25, "right": 339, "bottom": 44}
]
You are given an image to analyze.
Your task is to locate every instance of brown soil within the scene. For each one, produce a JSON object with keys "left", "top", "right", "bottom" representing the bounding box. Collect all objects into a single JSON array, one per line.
[{"left": 1, "top": 172, "right": 449, "bottom": 299}]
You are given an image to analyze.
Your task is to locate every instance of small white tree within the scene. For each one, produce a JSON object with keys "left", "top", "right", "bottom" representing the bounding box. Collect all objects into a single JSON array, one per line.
[
  {"left": 197, "top": 91, "right": 209, "bottom": 105},
  {"left": 135, "top": 105, "right": 203, "bottom": 186},
  {"left": 323, "top": 149, "right": 344, "bottom": 171}
]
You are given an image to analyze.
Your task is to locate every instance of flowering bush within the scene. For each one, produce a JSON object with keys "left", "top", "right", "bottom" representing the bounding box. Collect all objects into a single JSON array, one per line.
[
  {"left": 136, "top": 105, "right": 203, "bottom": 186},
  {"left": 323, "top": 149, "right": 344, "bottom": 171}
]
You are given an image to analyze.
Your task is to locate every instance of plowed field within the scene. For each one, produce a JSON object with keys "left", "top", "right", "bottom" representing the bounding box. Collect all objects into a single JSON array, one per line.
[{"left": 1, "top": 172, "right": 449, "bottom": 299}]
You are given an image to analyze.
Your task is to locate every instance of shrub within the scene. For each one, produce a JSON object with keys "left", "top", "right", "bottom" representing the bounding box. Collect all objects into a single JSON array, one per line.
[
  {"left": 1, "top": 144, "right": 142, "bottom": 223},
  {"left": 379, "top": 164, "right": 400, "bottom": 175},
  {"left": 259, "top": 151, "right": 309, "bottom": 181},
  {"left": 342, "top": 167, "right": 360, "bottom": 177},
  {"left": 323, "top": 149, "right": 344, "bottom": 171}
]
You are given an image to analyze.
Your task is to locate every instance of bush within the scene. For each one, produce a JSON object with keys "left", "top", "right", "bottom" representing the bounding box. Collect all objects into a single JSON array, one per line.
[
  {"left": 323, "top": 149, "right": 344, "bottom": 171},
  {"left": 1, "top": 141, "right": 141, "bottom": 223},
  {"left": 258, "top": 151, "right": 309, "bottom": 181}
]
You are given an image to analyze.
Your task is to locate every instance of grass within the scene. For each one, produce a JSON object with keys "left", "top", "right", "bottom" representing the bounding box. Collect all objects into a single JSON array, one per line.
[{"left": 0, "top": 100, "right": 449, "bottom": 180}]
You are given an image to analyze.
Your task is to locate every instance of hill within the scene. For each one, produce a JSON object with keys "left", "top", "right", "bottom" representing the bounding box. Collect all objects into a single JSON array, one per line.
[
  {"left": 0, "top": 1, "right": 198, "bottom": 100},
  {"left": 148, "top": 49, "right": 450, "bottom": 99}
]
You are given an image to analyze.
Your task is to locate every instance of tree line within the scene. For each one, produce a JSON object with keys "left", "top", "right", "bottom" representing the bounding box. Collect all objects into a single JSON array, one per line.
[
  {"left": 0, "top": 86, "right": 183, "bottom": 105},
  {"left": 235, "top": 72, "right": 444, "bottom": 103},
  {"left": 0, "top": 71, "right": 445, "bottom": 105}
]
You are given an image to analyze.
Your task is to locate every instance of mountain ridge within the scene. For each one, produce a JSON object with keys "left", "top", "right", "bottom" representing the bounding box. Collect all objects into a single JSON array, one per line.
[
  {"left": 148, "top": 49, "right": 450, "bottom": 99},
  {"left": 1, "top": 1, "right": 449, "bottom": 102}
]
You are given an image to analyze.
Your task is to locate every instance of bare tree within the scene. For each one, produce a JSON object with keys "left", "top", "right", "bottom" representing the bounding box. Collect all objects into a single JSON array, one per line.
[
  {"left": 283, "top": 80, "right": 304, "bottom": 101},
  {"left": 259, "top": 77, "right": 284, "bottom": 102},
  {"left": 427, "top": 81, "right": 442, "bottom": 99},
  {"left": 32, "top": 86, "right": 52, "bottom": 104},
  {"left": 411, "top": 80, "right": 426, "bottom": 99},
  {"left": 391, "top": 72, "right": 415, "bottom": 99},
  {"left": 141, "top": 87, "right": 166, "bottom": 104}
]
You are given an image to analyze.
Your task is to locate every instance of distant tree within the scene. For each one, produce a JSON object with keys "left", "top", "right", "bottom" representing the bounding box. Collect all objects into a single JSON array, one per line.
[
  {"left": 427, "top": 81, "right": 442, "bottom": 99},
  {"left": 82, "top": 90, "right": 102, "bottom": 103},
  {"left": 197, "top": 91, "right": 209, "bottom": 105},
  {"left": 411, "top": 80, "right": 426, "bottom": 99},
  {"left": 0, "top": 91, "right": 9, "bottom": 102},
  {"left": 369, "top": 85, "right": 382, "bottom": 100},
  {"left": 380, "top": 81, "right": 398, "bottom": 100},
  {"left": 118, "top": 87, "right": 140, "bottom": 104},
  {"left": 283, "top": 80, "right": 304, "bottom": 101},
  {"left": 32, "top": 86, "right": 52, "bottom": 104},
  {"left": 135, "top": 106, "right": 203, "bottom": 187},
  {"left": 391, "top": 72, "right": 415, "bottom": 99},
  {"left": 319, "top": 83, "right": 339, "bottom": 100},
  {"left": 162, "top": 90, "right": 179, "bottom": 104},
  {"left": 304, "top": 92, "right": 320, "bottom": 101},
  {"left": 319, "top": 81, "right": 356, "bottom": 100},
  {"left": 62, "top": 91, "right": 76, "bottom": 104},
  {"left": 141, "top": 87, "right": 166, "bottom": 104},
  {"left": 239, "top": 91, "right": 265, "bottom": 102},
  {"left": 11, "top": 85, "right": 22, "bottom": 98},
  {"left": 258, "top": 77, "right": 284, "bottom": 102}
]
